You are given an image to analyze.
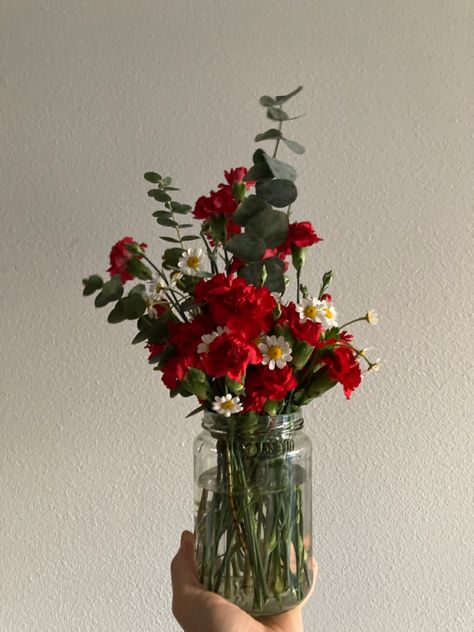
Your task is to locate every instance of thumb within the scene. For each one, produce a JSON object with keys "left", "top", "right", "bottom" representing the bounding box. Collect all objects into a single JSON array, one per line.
[{"left": 170, "top": 530, "right": 201, "bottom": 593}]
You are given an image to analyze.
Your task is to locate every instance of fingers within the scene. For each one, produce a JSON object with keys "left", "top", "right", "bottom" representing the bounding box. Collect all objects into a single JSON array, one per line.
[{"left": 170, "top": 530, "right": 201, "bottom": 595}]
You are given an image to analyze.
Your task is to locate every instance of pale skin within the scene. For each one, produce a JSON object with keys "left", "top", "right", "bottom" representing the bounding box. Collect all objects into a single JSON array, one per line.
[{"left": 171, "top": 531, "right": 318, "bottom": 632}]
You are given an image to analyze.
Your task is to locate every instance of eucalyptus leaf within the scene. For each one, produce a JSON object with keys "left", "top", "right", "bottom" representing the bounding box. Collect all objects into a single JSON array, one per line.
[
  {"left": 170, "top": 201, "right": 192, "bottom": 214},
  {"left": 144, "top": 172, "right": 161, "bottom": 183},
  {"left": 152, "top": 210, "right": 171, "bottom": 219},
  {"left": 156, "top": 217, "right": 179, "bottom": 228},
  {"left": 181, "top": 235, "right": 199, "bottom": 241},
  {"left": 178, "top": 223, "right": 194, "bottom": 229},
  {"left": 94, "top": 276, "right": 123, "bottom": 308},
  {"left": 255, "top": 178, "right": 297, "bottom": 207},
  {"left": 148, "top": 189, "right": 171, "bottom": 203},
  {"left": 226, "top": 234, "right": 266, "bottom": 262},
  {"left": 267, "top": 107, "right": 289, "bottom": 121},
  {"left": 108, "top": 302, "right": 126, "bottom": 323},
  {"left": 255, "top": 128, "right": 282, "bottom": 142},
  {"left": 259, "top": 95, "right": 276, "bottom": 107},
  {"left": 232, "top": 195, "right": 271, "bottom": 226},
  {"left": 120, "top": 294, "right": 147, "bottom": 319},
  {"left": 162, "top": 247, "right": 185, "bottom": 269},
  {"left": 261, "top": 151, "right": 297, "bottom": 181},
  {"left": 274, "top": 86, "right": 303, "bottom": 105},
  {"left": 282, "top": 138, "right": 305, "bottom": 154},
  {"left": 128, "top": 283, "right": 146, "bottom": 297},
  {"left": 243, "top": 162, "right": 272, "bottom": 182},
  {"left": 245, "top": 209, "right": 289, "bottom": 248},
  {"left": 82, "top": 274, "right": 103, "bottom": 296},
  {"left": 160, "top": 236, "right": 180, "bottom": 243},
  {"left": 162, "top": 176, "right": 172, "bottom": 187}
]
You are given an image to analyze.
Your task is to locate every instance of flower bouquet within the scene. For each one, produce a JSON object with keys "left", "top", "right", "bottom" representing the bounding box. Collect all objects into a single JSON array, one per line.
[{"left": 82, "top": 86, "right": 378, "bottom": 616}]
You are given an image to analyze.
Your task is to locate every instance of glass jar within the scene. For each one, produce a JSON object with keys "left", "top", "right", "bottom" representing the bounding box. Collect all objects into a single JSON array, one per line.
[{"left": 193, "top": 410, "right": 313, "bottom": 616}]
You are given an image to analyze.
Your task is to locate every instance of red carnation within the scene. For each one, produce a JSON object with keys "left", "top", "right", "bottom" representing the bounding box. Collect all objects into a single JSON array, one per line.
[
  {"left": 202, "top": 331, "right": 261, "bottom": 381},
  {"left": 320, "top": 346, "right": 362, "bottom": 399},
  {"left": 243, "top": 365, "right": 297, "bottom": 412},
  {"left": 195, "top": 274, "right": 276, "bottom": 335},
  {"left": 279, "top": 221, "right": 322, "bottom": 256},
  {"left": 279, "top": 302, "right": 323, "bottom": 347},
  {"left": 193, "top": 167, "right": 252, "bottom": 221},
  {"left": 107, "top": 236, "right": 147, "bottom": 284}
]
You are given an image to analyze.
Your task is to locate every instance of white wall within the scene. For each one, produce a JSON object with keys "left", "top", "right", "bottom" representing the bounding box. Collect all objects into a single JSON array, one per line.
[{"left": 1, "top": 1, "right": 472, "bottom": 630}]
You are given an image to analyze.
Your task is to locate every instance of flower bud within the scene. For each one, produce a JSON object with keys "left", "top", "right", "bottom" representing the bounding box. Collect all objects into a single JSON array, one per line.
[{"left": 291, "top": 245, "right": 307, "bottom": 270}]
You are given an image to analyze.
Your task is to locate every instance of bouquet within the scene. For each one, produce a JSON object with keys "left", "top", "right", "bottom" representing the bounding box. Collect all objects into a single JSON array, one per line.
[{"left": 82, "top": 86, "right": 379, "bottom": 614}]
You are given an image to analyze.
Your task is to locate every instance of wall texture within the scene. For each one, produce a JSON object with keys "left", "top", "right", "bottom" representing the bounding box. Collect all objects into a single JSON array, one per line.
[{"left": 1, "top": 1, "right": 472, "bottom": 631}]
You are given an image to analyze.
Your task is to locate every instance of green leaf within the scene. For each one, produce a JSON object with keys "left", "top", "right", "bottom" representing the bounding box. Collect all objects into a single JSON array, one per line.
[
  {"left": 108, "top": 302, "right": 126, "bottom": 323},
  {"left": 120, "top": 294, "right": 147, "bottom": 319},
  {"left": 232, "top": 195, "right": 271, "bottom": 226},
  {"left": 162, "top": 176, "right": 172, "bottom": 187},
  {"left": 133, "top": 315, "right": 169, "bottom": 345},
  {"left": 128, "top": 283, "right": 146, "bottom": 297},
  {"left": 185, "top": 404, "right": 206, "bottom": 419},
  {"left": 144, "top": 172, "right": 161, "bottom": 183},
  {"left": 178, "top": 223, "right": 194, "bottom": 229},
  {"left": 152, "top": 210, "right": 172, "bottom": 219},
  {"left": 94, "top": 276, "right": 123, "bottom": 307},
  {"left": 226, "top": 234, "right": 266, "bottom": 262},
  {"left": 261, "top": 151, "right": 297, "bottom": 181},
  {"left": 282, "top": 138, "right": 305, "bottom": 154},
  {"left": 238, "top": 261, "right": 264, "bottom": 287},
  {"left": 261, "top": 257, "right": 286, "bottom": 293},
  {"left": 125, "top": 258, "right": 153, "bottom": 281},
  {"left": 253, "top": 148, "right": 267, "bottom": 163},
  {"left": 243, "top": 162, "right": 272, "bottom": 182},
  {"left": 162, "top": 247, "right": 184, "bottom": 270},
  {"left": 318, "top": 270, "right": 333, "bottom": 299},
  {"left": 245, "top": 209, "right": 289, "bottom": 248},
  {"left": 164, "top": 186, "right": 180, "bottom": 191},
  {"left": 259, "top": 95, "right": 276, "bottom": 106},
  {"left": 82, "top": 274, "right": 103, "bottom": 296},
  {"left": 255, "top": 179, "right": 297, "bottom": 207},
  {"left": 170, "top": 201, "right": 192, "bottom": 214},
  {"left": 267, "top": 107, "right": 289, "bottom": 121},
  {"left": 274, "top": 86, "right": 303, "bottom": 105},
  {"left": 148, "top": 189, "right": 171, "bottom": 203},
  {"left": 255, "top": 128, "right": 282, "bottom": 142},
  {"left": 156, "top": 217, "right": 178, "bottom": 228},
  {"left": 181, "top": 235, "right": 199, "bottom": 241},
  {"left": 160, "top": 236, "right": 180, "bottom": 243}
]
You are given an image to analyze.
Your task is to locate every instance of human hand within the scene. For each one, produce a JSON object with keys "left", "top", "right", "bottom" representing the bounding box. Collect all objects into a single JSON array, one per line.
[{"left": 171, "top": 531, "right": 318, "bottom": 632}]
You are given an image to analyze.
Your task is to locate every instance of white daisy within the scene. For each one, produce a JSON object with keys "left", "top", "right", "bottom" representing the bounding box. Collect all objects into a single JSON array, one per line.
[
  {"left": 197, "top": 327, "right": 229, "bottom": 354},
  {"left": 258, "top": 335, "right": 293, "bottom": 370},
  {"left": 177, "top": 247, "right": 204, "bottom": 276},
  {"left": 321, "top": 301, "right": 338, "bottom": 328},
  {"left": 366, "top": 310, "right": 379, "bottom": 325},
  {"left": 212, "top": 394, "right": 243, "bottom": 417},
  {"left": 295, "top": 297, "right": 326, "bottom": 324}
]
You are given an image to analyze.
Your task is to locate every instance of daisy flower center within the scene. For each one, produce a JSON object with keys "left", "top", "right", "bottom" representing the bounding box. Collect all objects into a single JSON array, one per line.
[
  {"left": 304, "top": 305, "right": 318, "bottom": 318},
  {"left": 187, "top": 255, "right": 200, "bottom": 268},
  {"left": 220, "top": 400, "right": 235, "bottom": 411},
  {"left": 267, "top": 345, "right": 283, "bottom": 361},
  {"left": 323, "top": 307, "right": 334, "bottom": 318}
]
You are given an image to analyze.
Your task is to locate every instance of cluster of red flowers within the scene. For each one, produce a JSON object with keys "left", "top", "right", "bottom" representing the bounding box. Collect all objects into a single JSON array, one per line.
[
  {"left": 101, "top": 166, "right": 368, "bottom": 414},
  {"left": 146, "top": 273, "right": 361, "bottom": 407}
]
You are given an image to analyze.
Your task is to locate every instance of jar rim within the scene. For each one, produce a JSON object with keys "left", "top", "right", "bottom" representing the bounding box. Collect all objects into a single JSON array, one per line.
[{"left": 202, "top": 409, "right": 303, "bottom": 436}]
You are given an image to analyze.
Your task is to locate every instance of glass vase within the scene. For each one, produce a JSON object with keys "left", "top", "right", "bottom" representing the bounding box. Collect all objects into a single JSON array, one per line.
[{"left": 193, "top": 410, "right": 313, "bottom": 616}]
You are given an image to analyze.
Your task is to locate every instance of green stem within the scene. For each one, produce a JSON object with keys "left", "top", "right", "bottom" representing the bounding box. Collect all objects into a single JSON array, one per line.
[
  {"left": 273, "top": 111, "right": 284, "bottom": 158},
  {"left": 141, "top": 254, "right": 189, "bottom": 322}
]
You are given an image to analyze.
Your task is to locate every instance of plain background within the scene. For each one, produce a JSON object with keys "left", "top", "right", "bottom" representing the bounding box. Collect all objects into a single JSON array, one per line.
[{"left": 1, "top": 1, "right": 473, "bottom": 631}]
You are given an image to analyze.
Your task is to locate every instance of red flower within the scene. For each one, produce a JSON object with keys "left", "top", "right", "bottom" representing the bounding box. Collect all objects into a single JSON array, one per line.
[
  {"left": 195, "top": 274, "right": 276, "bottom": 335},
  {"left": 201, "top": 331, "right": 261, "bottom": 381},
  {"left": 320, "top": 346, "right": 361, "bottom": 399},
  {"left": 158, "top": 316, "right": 208, "bottom": 390},
  {"left": 279, "top": 221, "right": 322, "bottom": 256},
  {"left": 243, "top": 365, "right": 297, "bottom": 412},
  {"left": 107, "top": 237, "right": 147, "bottom": 284},
  {"left": 193, "top": 167, "right": 252, "bottom": 221},
  {"left": 279, "top": 303, "right": 323, "bottom": 347}
]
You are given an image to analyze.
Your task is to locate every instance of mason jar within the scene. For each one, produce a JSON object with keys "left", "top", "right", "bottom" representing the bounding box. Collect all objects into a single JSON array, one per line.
[{"left": 193, "top": 410, "right": 313, "bottom": 616}]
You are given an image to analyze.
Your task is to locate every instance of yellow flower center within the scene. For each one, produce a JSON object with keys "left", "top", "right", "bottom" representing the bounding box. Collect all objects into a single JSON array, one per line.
[
  {"left": 221, "top": 400, "right": 234, "bottom": 410},
  {"left": 323, "top": 307, "right": 334, "bottom": 319},
  {"left": 268, "top": 345, "right": 283, "bottom": 361},
  {"left": 304, "top": 305, "right": 318, "bottom": 318},
  {"left": 187, "top": 256, "right": 200, "bottom": 269}
]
